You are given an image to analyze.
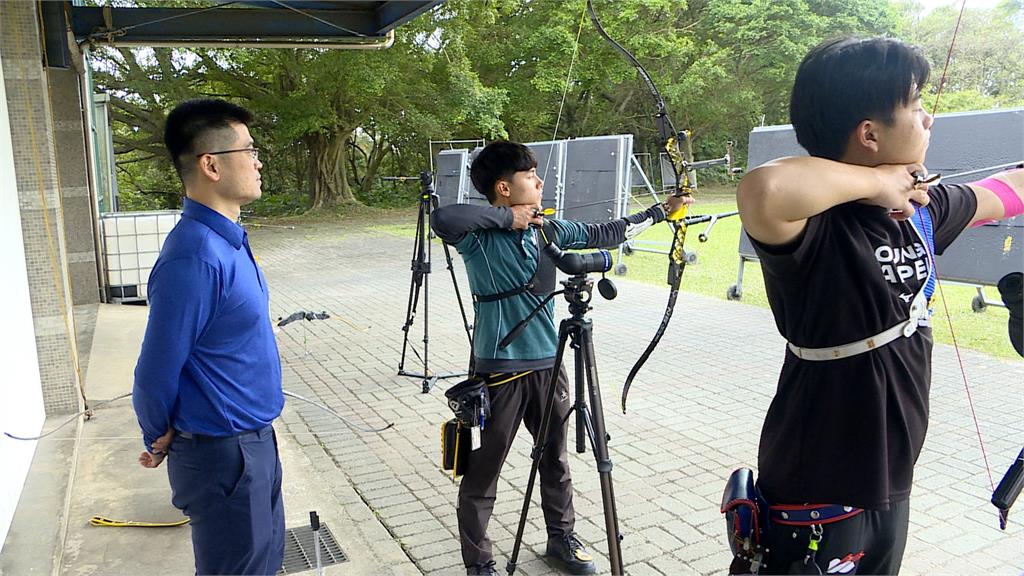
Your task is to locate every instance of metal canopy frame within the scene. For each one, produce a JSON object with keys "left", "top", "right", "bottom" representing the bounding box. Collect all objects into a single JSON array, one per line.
[{"left": 46, "top": 1, "right": 443, "bottom": 53}]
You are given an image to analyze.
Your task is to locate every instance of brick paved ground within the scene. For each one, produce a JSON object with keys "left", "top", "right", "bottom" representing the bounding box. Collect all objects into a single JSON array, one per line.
[{"left": 252, "top": 223, "right": 1024, "bottom": 576}]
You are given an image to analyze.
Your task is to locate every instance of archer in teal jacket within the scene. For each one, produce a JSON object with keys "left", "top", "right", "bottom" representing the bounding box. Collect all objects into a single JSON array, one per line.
[
  {"left": 430, "top": 140, "right": 688, "bottom": 576},
  {"left": 431, "top": 145, "right": 686, "bottom": 373}
]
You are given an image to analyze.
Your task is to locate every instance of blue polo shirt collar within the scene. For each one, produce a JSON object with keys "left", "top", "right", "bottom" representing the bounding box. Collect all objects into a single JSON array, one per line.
[{"left": 182, "top": 197, "right": 244, "bottom": 249}]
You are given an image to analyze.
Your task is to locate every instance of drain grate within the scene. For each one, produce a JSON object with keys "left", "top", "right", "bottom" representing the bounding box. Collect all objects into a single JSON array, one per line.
[{"left": 278, "top": 522, "right": 347, "bottom": 574}]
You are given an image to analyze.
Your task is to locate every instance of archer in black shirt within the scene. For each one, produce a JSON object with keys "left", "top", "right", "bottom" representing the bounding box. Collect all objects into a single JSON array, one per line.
[{"left": 736, "top": 36, "right": 1024, "bottom": 575}]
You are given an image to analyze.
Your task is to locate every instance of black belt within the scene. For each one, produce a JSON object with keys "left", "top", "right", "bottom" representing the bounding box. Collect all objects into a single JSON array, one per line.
[
  {"left": 769, "top": 504, "right": 863, "bottom": 526},
  {"left": 176, "top": 425, "right": 273, "bottom": 442}
]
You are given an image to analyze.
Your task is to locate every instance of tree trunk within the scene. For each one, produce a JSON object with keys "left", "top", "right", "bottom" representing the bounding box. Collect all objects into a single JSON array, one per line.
[
  {"left": 304, "top": 130, "right": 358, "bottom": 208},
  {"left": 294, "top": 146, "right": 305, "bottom": 195},
  {"left": 359, "top": 139, "right": 390, "bottom": 194}
]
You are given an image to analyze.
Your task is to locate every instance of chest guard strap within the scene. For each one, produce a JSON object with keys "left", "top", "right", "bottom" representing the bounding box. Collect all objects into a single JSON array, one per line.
[
  {"left": 787, "top": 208, "right": 936, "bottom": 362},
  {"left": 473, "top": 281, "right": 535, "bottom": 303}
]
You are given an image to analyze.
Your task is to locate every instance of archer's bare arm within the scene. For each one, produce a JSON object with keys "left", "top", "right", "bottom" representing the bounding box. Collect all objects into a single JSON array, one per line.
[
  {"left": 970, "top": 167, "right": 1024, "bottom": 225},
  {"left": 736, "top": 156, "right": 928, "bottom": 246}
]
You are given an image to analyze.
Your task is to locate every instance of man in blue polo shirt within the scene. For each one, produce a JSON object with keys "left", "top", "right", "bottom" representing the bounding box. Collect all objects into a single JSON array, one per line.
[{"left": 133, "top": 99, "right": 285, "bottom": 575}]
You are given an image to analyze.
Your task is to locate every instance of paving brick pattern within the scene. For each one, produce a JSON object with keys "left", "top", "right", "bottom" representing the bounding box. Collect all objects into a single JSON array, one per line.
[{"left": 252, "top": 224, "right": 1024, "bottom": 575}]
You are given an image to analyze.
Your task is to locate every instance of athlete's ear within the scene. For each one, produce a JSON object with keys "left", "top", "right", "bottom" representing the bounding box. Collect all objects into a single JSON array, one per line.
[{"left": 854, "top": 119, "right": 880, "bottom": 153}]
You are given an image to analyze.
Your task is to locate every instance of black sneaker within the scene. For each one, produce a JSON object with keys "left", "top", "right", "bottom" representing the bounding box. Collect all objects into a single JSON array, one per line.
[
  {"left": 545, "top": 532, "right": 597, "bottom": 575},
  {"left": 466, "top": 560, "right": 499, "bottom": 576}
]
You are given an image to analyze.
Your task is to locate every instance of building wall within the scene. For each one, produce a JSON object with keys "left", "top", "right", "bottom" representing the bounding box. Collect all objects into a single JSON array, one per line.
[
  {"left": 0, "top": 45, "right": 47, "bottom": 555},
  {"left": 49, "top": 67, "right": 101, "bottom": 306},
  {"left": 0, "top": 0, "right": 90, "bottom": 417}
]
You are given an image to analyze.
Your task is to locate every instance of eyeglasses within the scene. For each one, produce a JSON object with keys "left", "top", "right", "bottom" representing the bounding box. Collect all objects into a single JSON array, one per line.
[{"left": 196, "top": 147, "right": 259, "bottom": 161}]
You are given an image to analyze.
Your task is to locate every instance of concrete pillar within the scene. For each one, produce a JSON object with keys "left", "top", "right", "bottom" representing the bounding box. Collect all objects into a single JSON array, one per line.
[
  {"left": 48, "top": 68, "right": 100, "bottom": 307},
  {"left": 0, "top": 1, "right": 90, "bottom": 415}
]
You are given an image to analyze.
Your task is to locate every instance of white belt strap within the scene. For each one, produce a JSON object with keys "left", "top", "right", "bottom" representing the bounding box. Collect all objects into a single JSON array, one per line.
[
  {"left": 788, "top": 291, "right": 931, "bottom": 362},
  {"left": 790, "top": 217, "right": 936, "bottom": 362}
]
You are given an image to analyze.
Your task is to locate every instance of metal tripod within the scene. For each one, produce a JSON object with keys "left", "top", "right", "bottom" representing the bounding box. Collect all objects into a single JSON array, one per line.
[
  {"left": 506, "top": 273, "right": 624, "bottom": 575},
  {"left": 397, "top": 171, "right": 474, "bottom": 393}
]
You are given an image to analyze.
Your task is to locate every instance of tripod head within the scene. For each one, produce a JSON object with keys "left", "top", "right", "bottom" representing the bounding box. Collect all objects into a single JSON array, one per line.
[
  {"left": 561, "top": 272, "right": 617, "bottom": 319},
  {"left": 499, "top": 266, "right": 617, "bottom": 349},
  {"left": 383, "top": 172, "right": 439, "bottom": 208},
  {"left": 418, "top": 170, "right": 442, "bottom": 210}
]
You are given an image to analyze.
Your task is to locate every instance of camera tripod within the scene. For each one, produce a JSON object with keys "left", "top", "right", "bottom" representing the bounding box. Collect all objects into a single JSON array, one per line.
[
  {"left": 397, "top": 171, "right": 474, "bottom": 393},
  {"left": 506, "top": 272, "right": 624, "bottom": 575}
]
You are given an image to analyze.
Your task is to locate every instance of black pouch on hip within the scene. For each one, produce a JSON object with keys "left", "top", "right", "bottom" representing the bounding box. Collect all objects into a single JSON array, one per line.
[
  {"left": 444, "top": 377, "right": 491, "bottom": 428},
  {"left": 722, "top": 467, "right": 768, "bottom": 574},
  {"left": 440, "top": 419, "right": 471, "bottom": 479},
  {"left": 440, "top": 378, "right": 491, "bottom": 479}
]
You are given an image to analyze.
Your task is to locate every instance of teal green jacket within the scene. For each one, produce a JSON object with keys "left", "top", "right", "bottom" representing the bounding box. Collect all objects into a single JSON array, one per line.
[{"left": 431, "top": 204, "right": 665, "bottom": 372}]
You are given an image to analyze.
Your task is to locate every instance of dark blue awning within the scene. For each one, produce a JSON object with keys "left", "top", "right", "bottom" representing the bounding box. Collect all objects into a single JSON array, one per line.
[{"left": 58, "top": 1, "right": 443, "bottom": 49}]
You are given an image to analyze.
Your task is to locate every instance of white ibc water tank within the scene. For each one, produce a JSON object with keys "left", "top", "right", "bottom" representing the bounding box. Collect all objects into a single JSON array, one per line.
[{"left": 100, "top": 210, "right": 181, "bottom": 303}]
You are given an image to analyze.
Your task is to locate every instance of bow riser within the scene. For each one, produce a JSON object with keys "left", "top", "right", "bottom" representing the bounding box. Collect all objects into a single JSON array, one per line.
[{"left": 585, "top": 0, "right": 740, "bottom": 412}]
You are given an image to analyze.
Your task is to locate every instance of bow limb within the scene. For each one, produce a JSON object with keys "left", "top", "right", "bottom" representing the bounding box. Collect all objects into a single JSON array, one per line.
[
  {"left": 586, "top": 0, "right": 695, "bottom": 412},
  {"left": 586, "top": 0, "right": 677, "bottom": 146},
  {"left": 621, "top": 222, "right": 687, "bottom": 412},
  {"left": 621, "top": 134, "right": 697, "bottom": 412}
]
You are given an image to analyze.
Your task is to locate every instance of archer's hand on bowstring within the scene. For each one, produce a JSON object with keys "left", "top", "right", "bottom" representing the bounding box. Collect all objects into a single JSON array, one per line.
[
  {"left": 864, "top": 163, "right": 931, "bottom": 221},
  {"left": 510, "top": 203, "right": 545, "bottom": 230}
]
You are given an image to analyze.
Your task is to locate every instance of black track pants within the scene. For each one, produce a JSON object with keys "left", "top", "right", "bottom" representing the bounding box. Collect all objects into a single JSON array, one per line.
[
  {"left": 759, "top": 499, "right": 909, "bottom": 575},
  {"left": 457, "top": 366, "right": 576, "bottom": 567}
]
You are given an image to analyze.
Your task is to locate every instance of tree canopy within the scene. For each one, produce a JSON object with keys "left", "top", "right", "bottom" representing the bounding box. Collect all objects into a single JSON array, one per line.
[{"left": 93, "top": 0, "right": 1024, "bottom": 213}]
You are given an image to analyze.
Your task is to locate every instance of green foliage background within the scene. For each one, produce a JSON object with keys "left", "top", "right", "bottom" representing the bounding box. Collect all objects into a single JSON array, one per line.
[
  {"left": 94, "top": 0, "right": 1024, "bottom": 215},
  {"left": 92, "top": 0, "right": 1024, "bottom": 356}
]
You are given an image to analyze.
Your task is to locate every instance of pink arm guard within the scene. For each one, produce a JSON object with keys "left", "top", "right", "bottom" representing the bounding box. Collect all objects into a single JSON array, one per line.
[{"left": 970, "top": 175, "right": 1024, "bottom": 227}]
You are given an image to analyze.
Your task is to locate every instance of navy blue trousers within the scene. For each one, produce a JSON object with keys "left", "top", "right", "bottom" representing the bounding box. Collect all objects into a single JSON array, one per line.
[{"left": 168, "top": 426, "right": 284, "bottom": 576}]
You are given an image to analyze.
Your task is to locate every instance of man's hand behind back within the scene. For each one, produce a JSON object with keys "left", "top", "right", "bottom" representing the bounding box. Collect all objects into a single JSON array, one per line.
[
  {"left": 138, "top": 427, "right": 175, "bottom": 469},
  {"left": 138, "top": 450, "right": 166, "bottom": 468}
]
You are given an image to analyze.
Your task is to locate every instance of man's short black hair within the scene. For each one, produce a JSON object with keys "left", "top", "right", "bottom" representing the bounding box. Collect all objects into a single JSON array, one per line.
[
  {"left": 790, "top": 36, "right": 930, "bottom": 160},
  {"left": 470, "top": 141, "right": 538, "bottom": 203},
  {"left": 164, "top": 98, "right": 253, "bottom": 181}
]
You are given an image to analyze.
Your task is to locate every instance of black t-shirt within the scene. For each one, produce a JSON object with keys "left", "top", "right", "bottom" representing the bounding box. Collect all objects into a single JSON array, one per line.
[{"left": 751, "top": 183, "right": 977, "bottom": 510}]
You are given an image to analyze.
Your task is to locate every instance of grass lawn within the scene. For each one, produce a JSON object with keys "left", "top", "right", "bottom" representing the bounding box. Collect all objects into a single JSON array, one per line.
[{"left": 360, "top": 185, "right": 1020, "bottom": 360}]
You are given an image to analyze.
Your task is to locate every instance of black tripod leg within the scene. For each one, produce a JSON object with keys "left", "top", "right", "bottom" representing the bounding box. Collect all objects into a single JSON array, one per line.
[
  {"left": 573, "top": 334, "right": 587, "bottom": 454},
  {"left": 398, "top": 204, "right": 428, "bottom": 373},
  {"left": 578, "top": 323, "right": 624, "bottom": 575},
  {"left": 430, "top": 191, "right": 474, "bottom": 350},
  {"left": 507, "top": 324, "right": 573, "bottom": 576},
  {"left": 421, "top": 233, "right": 431, "bottom": 390}
]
